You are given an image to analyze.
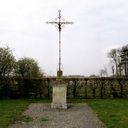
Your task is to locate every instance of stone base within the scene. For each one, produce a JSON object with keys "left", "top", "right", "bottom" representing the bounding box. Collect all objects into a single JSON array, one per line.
[
  {"left": 51, "top": 82, "right": 67, "bottom": 109},
  {"left": 51, "top": 103, "right": 67, "bottom": 109},
  {"left": 57, "top": 70, "right": 63, "bottom": 78}
]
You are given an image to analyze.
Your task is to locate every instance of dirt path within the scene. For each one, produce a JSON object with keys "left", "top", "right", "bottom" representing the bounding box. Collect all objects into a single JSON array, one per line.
[{"left": 9, "top": 103, "right": 106, "bottom": 128}]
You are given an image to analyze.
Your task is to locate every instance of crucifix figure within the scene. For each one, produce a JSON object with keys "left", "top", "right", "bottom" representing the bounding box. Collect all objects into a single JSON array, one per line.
[{"left": 46, "top": 10, "right": 73, "bottom": 77}]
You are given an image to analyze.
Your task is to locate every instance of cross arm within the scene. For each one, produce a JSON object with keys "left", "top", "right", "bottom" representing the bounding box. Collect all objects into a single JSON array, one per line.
[
  {"left": 61, "top": 21, "right": 74, "bottom": 24},
  {"left": 46, "top": 21, "right": 59, "bottom": 24}
]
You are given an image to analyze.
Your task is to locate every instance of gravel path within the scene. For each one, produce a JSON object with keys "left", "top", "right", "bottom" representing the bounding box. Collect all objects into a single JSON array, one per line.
[{"left": 9, "top": 103, "right": 106, "bottom": 128}]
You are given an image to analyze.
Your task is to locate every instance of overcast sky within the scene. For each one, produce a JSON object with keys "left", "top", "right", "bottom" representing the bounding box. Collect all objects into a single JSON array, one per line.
[{"left": 0, "top": 0, "right": 128, "bottom": 76}]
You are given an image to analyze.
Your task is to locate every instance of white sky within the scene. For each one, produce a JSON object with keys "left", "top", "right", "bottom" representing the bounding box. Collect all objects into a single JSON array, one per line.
[{"left": 0, "top": 0, "right": 128, "bottom": 76}]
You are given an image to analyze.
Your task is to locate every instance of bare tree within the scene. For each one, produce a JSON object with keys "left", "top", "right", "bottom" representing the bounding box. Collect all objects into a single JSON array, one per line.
[
  {"left": 99, "top": 67, "right": 108, "bottom": 77},
  {"left": 108, "top": 48, "right": 120, "bottom": 76},
  {"left": 120, "top": 44, "right": 128, "bottom": 76}
]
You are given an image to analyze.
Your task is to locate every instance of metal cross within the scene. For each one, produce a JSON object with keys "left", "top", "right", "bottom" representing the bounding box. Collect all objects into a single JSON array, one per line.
[{"left": 46, "top": 10, "right": 73, "bottom": 72}]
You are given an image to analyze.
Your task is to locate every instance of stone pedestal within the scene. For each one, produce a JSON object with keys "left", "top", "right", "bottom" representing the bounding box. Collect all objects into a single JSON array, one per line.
[
  {"left": 57, "top": 70, "right": 63, "bottom": 78},
  {"left": 51, "top": 83, "right": 67, "bottom": 109}
]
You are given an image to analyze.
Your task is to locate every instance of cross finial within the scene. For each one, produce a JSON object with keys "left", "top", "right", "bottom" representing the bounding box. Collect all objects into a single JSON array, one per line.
[{"left": 58, "top": 9, "right": 61, "bottom": 13}]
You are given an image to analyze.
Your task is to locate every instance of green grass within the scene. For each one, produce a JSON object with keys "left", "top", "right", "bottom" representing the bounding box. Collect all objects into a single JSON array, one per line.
[
  {"left": 41, "top": 117, "right": 49, "bottom": 122},
  {"left": 86, "top": 99, "right": 128, "bottom": 128},
  {"left": 0, "top": 99, "right": 30, "bottom": 128},
  {"left": 68, "top": 98, "right": 87, "bottom": 103},
  {"left": 0, "top": 99, "right": 50, "bottom": 128},
  {"left": 0, "top": 98, "right": 128, "bottom": 128},
  {"left": 19, "top": 115, "right": 33, "bottom": 123}
]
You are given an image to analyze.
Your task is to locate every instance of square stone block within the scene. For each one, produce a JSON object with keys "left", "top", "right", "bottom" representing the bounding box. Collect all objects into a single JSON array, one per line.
[{"left": 51, "top": 84, "right": 67, "bottom": 109}]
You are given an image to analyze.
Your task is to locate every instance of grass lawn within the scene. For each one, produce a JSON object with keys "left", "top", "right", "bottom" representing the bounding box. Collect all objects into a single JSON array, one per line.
[
  {"left": 0, "top": 99, "right": 50, "bottom": 128},
  {"left": 86, "top": 99, "right": 128, "bottom": 128},
  {"left": 0, "top": 99, "right": 30, "bottom": 128},
  {"left": 0, "top": 99, "right": 128, "bottom": 128}
]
